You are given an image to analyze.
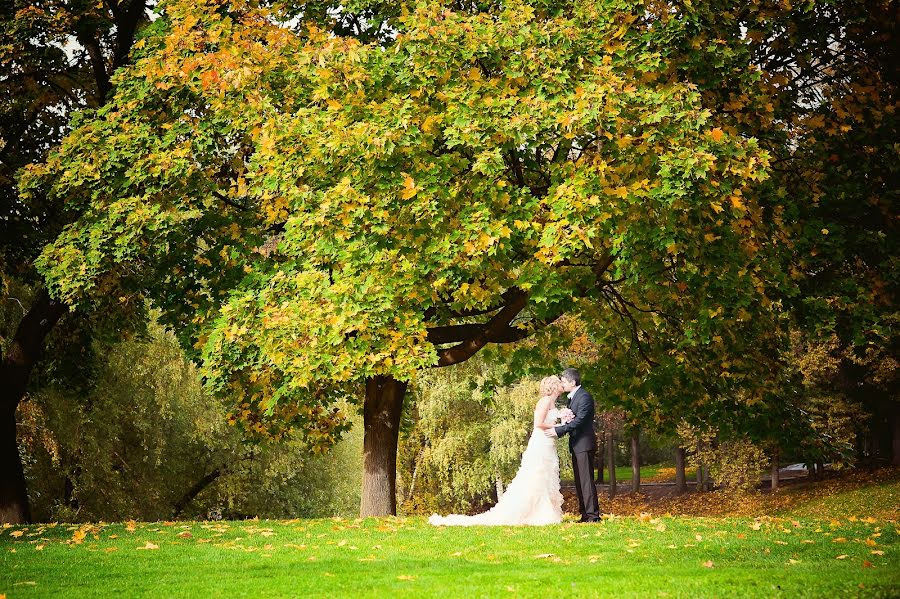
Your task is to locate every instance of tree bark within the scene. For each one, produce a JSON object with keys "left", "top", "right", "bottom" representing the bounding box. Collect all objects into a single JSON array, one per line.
[
  {"left": 0, "top": 290, "right": 67, "bottom": 523},
  {"left": 674, "top": 447, "right": 687, "bottom": 494},
  {"left": 361, "top": 375, "right": 407, "bottom": 517},
  {"left": 606, "top": 432, "right": 616, "bottom": 498},
  {"left": 770, "top": 453, "right": 780, "bottom": 492},
  {"left": 172, "top": 468, "right": 221, "bottom": 519},
  {"left": 630, "top": 429, "right": 640, "bottom": 493},
  {"left": 892, "top": 405, "right": 900, "bottom": 466},
  {"left": 597, "top": 439, "right": 604, "bottom": 484},
  {"left": 696, "top": 463, "right": 705, "bottom": 492}
]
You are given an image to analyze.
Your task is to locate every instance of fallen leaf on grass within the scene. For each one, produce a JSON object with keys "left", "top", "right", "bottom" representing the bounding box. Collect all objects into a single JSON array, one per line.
[
  {"left": 871, "top": 550, "right": 885, "bottom": 556},
  {"left": 136, "top": 542, "right": 159, "bottom": 550},
  {"left": 702, "top": 561, "right": 714, "bottom": 568},
  {"left": 104, "top": 547, "right": 117, "bottom": 553},
  {"left": 176, "top": 532, "right": 193, "bottom": 539},
  {"left": 323, "top": 573, "right": 335, "bottom": 577},
  {"left": 534, "top": 553, "right": 555, "bottom": 559},
  {"left": 833, "top": 537, "right": 847, "bottom": 543},
  {"left": 836, "top": 555, "right": 849, "bottom": 560},
  {"left": 801, "top": 540, "right": 815, "bottom": 544},
  {"left": 125, "top": 521, "right": 137, "bottom": 533},
  {"left": 450, "top": 551, "right": 463, "bottom": 557},
  {"left": 10, "top": 531, "right": 23, "bottom": 538},
  {"left": 35, "top": 544, "right": 44, "bottom": 551},
  {"left": 397, "top": 575, "right": 416, "bottom": 581},
  {"left": 862, "top": 560, "right": 873, "bottom": 568},
  {"left": 787, "top": 559, "right": 800, "bottom": 565}
]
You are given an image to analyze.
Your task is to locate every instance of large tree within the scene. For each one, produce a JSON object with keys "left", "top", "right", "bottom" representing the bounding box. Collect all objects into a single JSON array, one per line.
[{"left": 24, "top": 0, "right": 780, "bottom": 516}]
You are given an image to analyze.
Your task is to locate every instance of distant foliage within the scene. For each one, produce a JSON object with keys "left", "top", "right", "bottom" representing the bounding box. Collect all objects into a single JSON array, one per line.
[
  {"left": 18, "top": 324, "right": 361, "bottom": 522},
  {"left": 679, "top": 423, "right": 766, "bottom": 494}
]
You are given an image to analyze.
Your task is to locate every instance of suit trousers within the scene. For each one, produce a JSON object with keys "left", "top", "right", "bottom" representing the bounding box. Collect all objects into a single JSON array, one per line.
[{"left": 571, "top": 449, "right": 600, "bottom": 521}]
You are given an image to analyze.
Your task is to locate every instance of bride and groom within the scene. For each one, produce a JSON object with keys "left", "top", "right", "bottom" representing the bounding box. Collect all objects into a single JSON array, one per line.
[{"left": 428, "top": 368, "right": 601, "bottom": 526}]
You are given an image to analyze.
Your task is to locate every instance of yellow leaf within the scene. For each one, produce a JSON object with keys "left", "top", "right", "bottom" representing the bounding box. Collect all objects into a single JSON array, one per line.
[
  {"left": 10, "top": 530, "right": 23, "bottom": 538},
  {"left": 397, "top": 575, "right": 416, "bottom": 581},
  {"left": 702, "top": 560, "right": 714, "bottom": 568},
  {"left": 836, "top": 554, "right": 848, "bottom": 559},
  {"left": 871, "top": 550, "right": 885, "bottom": 556},
  {"left": 710, "top": 128, "right": 725, "bottom": 142},
  {"left": 400, "top": 173, "right": 417, "bottom": 199},
  {"left": 137, "top": 541, "right": 159, "bottom": 550}
]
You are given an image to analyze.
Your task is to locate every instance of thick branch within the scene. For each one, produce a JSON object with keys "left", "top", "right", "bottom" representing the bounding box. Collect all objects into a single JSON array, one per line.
[{"left": 435, "top": 290, "right": 528, "bottom": 366}]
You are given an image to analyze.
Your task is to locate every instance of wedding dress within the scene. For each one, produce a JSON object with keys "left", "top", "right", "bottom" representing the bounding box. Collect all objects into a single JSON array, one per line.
[{"left": 428, "top": 404, "right": 563, "bottom": 526}]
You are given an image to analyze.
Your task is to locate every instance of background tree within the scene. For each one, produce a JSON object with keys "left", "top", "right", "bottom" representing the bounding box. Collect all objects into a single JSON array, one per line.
[
  {"left": 1, "top": 0, "right": 153, "bottom": 523},
  {"left": 19, "top": 322, "right": 363, "bottom": 521}
]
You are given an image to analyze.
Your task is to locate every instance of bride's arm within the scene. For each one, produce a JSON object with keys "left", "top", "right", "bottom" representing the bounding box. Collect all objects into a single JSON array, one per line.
[{"left": 533, "top": 396, "right": 553, "bottom": 429}]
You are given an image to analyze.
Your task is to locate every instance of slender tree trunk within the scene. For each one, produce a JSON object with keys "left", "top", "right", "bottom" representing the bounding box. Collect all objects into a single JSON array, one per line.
[
  {"left": 494, "top": 475, "right": 504, "bottom": 500},
  {"left": 0, "top": 290, "right": 67, "bottom": 524},
  {"left": 816, "top": 460, "right": 825, "bottom": 480},
  {"left": 674, "top": 447, "right": 687, "bottom": 494},
  {"left": 597, "top": 439, "right": 604, "bottom": 484},
  {"left": 630, "top": 429, "right": 640, "bottom": 493},
  {"left": 696, "top": 463, "right": 705, "bottom": 492},
  {"left": 891, "top": 405, "right": 900, "bottom": 466},
  {"left": 172, "top": 468, "right": 221, "bottom": 519},
  {"left": 606, "top": 432, "right": 616, "bottom": 498},
  {"left": 361, "top": 375, "right": 406, "bottom": 517},
  {"left": 770, "top": 452, "right": 780, "bottom": 492}
]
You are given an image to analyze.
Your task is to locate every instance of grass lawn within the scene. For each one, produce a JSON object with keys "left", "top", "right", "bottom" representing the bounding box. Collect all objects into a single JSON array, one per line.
[{"left": 2, "top": 510, "right": 898, "bottom": 598}]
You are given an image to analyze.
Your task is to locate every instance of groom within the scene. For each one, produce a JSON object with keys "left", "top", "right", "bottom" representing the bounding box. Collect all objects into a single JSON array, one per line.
[{"left": 544, "top": 368, "right": 600, "bottom": 522}]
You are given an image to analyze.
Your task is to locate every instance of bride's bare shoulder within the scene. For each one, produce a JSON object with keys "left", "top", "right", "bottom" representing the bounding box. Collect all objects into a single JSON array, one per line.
[{"left": 535, "top": 395, "right": 552, "bottom": 409}]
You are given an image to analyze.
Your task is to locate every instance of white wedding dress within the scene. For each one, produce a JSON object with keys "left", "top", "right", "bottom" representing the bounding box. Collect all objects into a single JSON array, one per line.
[{"left": 428, "top": 404, "right": 563, "bottom": 526}]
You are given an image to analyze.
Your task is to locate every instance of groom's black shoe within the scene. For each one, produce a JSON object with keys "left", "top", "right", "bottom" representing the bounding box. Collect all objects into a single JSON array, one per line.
[{"left": 581, "top": 517, "right": 601, "bottom": 523}]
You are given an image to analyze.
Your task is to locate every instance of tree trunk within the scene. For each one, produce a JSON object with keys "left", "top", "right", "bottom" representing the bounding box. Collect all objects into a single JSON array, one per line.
[
  {"left": 172, "top": 468, "right": 221, "bottom": 519},
  {"left": 674, "top": 447, "right": 687, "bottom": 494},
  {"left": 770, "top": 453, "right": 780, "bottom": 492},
  {"left": 630, "top": 429, "right": 640, "bottom": 493},
  {"left": 816, "top": 460, "right": 825, "bottom": 480},
  {"left": 606, "top": 432, "right": 616, "bottom": 498},
  {"left": 495, "top": 475, "right": 504, "bottom": 500},
  {"left": 892, "top": 405, "right": 900, "bottom": 466},
  {"left": 597, "top": 439, "right": 604, "bottom": 484},
  {"left": 361, "top": 375, "right": 407, "bottom": 517},
  {"left": 696, "top": 463, "right": 705, "bottom": 492},
  {"left": 0, "top": 290, "right": 67, "bottom": 524}
]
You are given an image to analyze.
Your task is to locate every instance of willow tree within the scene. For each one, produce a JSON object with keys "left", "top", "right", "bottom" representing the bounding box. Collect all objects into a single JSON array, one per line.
[{"left": 24, "top": 0, "right": 774, "bottom": 516}]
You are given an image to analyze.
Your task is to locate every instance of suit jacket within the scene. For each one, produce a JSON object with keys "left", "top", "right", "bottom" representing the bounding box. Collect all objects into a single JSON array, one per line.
[{"left": 554, "top": 386, "right": 597, "bottom": 454}]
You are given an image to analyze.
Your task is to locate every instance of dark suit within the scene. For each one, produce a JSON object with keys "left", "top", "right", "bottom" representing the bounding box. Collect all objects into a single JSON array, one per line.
[{"left": 554, "top": 386, "right": 600, "bottom": 521}]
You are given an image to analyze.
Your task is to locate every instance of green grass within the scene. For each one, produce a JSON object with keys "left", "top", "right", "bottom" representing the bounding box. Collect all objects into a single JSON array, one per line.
[{"left": 2, "top": 513, "right": 898, "bottom": 598}]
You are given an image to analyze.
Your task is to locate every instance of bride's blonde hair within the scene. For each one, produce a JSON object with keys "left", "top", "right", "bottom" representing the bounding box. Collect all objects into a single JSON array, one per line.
[{"left": 539, "top": 375, "right": 563, "bottom": 397}]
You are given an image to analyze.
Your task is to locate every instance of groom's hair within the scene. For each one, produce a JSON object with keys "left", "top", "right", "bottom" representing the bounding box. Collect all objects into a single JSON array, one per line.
[{"left": 560, "top": 368, "right": 581, "bottom": 385}]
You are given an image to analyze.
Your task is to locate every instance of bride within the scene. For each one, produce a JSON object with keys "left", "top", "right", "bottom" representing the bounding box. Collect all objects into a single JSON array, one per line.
[{"left": 428, "top": 376, "right": 565, "bottom": 526}]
